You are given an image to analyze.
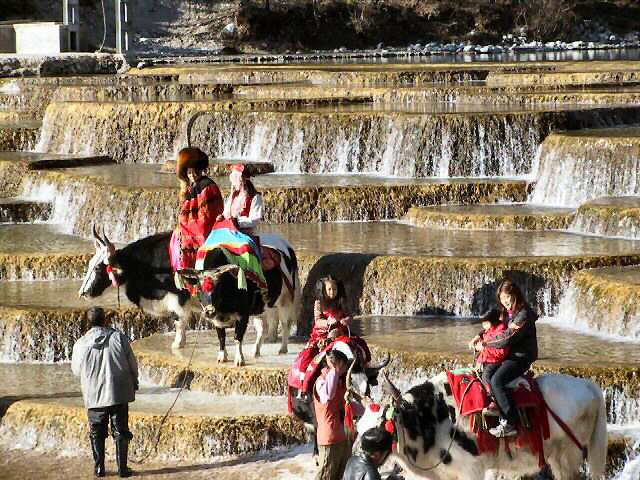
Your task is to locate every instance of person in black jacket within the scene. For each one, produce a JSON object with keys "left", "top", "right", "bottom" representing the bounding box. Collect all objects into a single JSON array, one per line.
[
  {"left": 343, "top": 427, "right": 396, "bottom": 480},
  {"left": 469, "top": 279, "right": 539, "bottom": 438}
]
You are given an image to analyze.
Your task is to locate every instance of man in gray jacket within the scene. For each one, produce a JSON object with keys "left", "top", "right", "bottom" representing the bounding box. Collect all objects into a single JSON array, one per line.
[{"left": 72, "top": 307, "right": 139, "bottom": 478}]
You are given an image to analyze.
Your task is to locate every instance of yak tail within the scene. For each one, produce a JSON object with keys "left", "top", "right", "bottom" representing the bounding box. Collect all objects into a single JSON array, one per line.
[{"left": 587, "top": 384, "right": 607, "bottom": 478}]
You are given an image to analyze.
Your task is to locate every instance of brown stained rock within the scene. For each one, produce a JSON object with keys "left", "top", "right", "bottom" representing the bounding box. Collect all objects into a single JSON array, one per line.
[
  {"left": 0, "top": 253, "right": 92, "bottom": 281},
  {"left": 0, "top": 125, "right": 38, "bottom": 151},
  {"left": 50, "top": 83, "right": 233, "bottom": 104},
  {"left": 486, "top": 70, "right": 640, "bottom": 88},
  {"left": 404, "top": 206, "right": 574, "bottom": 231},
  {"left": 0, "top": 400, "right": 306, "bottom": 461},
  {"left": 0, "top": 160, "right": 30, "bottom": 197},
  {"left": 368, "top": 345, "right": 640, "bottom": 397},
  {"left": 356, "top": 254, "right": 640, "bottom": 318},
  {"left": 575, "top": 201, "right": 640, "bottom": 239},
  {"left": 136, "top": 349, "right": 289, "bottom": 397},
  {"left": 262, "top": 182, "right": 529, "bottom": 224},
  {"left": 0, "top": 306, "right": 173, "bottom": 362},
  {"left": 0, "top": 201, "right": 51, "bottom": 223},
  {"left": 380, "top": 86, "right": 640, "bottom": 106},
  {"left": 565, "top": 266, "right": 640, "bottom": 338}
]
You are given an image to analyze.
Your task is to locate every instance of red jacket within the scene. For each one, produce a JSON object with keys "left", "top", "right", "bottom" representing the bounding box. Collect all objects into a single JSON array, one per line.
[{"left": 478, "top": 323, "right": 509, "bottom": 364}]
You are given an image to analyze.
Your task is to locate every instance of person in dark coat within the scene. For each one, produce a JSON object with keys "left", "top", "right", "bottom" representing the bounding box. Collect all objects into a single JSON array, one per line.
[
  {"left": 343, "top": 427, "right": 394, "bottom": 480},
  {"left": 71, "top": 307, "right": 139, "bottom": 478},
  {"left": 469, "top": 278, "right": 539, "bottom": 438}
]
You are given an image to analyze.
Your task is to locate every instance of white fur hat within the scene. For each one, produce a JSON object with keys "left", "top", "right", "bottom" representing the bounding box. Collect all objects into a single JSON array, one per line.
[{"left": 331, "top": 341, "right": 354, "bottom": 361}]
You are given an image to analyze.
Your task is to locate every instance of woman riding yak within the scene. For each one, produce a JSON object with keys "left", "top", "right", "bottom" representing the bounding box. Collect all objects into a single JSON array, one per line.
[
  {"left": 171, "top": 147, "right": 224, "bottom": 289},
  {"left": 469, "top": 279, "right": 539, "bottom": 438}
]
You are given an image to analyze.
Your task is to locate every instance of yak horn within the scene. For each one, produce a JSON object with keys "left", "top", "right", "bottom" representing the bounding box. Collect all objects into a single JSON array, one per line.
[
  {"left": 382, "top": 370, "right": 402, "bottom": 404},
  {"left": 101, "top": 230, "right": 116, "bottom": 254},
  {"left": 367, "top": 352, "right": 391, "bottom": 371},
  {"left": 345, "top": 358, "right": 363, "bottom": 401},
  {"left": 92, "top": 224, "right": 105, "bottom": 246}
]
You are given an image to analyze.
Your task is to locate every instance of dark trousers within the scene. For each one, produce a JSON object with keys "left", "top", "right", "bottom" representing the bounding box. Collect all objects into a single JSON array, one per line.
[
  {"left": 88, "top": 403, "right": 132, "bottom": 441},
  {"left": 482, "top": 359, "right": 530, "bottom": 424}
]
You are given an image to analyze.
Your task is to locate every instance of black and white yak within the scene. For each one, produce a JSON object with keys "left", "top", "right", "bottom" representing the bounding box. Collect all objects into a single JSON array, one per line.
[
  {"left": 79, "top": 226, "right": 299, "bottom": 365},
  {"left": 357, "top": 371, "right": 607, "bottom": 480}
]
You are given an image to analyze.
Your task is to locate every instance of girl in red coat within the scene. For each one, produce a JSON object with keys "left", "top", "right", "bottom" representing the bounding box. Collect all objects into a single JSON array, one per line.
[{"left": 292, "top": 276, "right": 352, "bottom": 394}]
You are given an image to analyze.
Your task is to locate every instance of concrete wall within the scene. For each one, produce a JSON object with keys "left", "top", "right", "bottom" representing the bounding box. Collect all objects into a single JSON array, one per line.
[{"left": 14, "top": 23, "right": 66, "bottom": 55}]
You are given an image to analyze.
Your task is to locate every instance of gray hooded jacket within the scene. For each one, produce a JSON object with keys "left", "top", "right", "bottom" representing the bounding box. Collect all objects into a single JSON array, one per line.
[{"left": 71, "top": 326, "right": 139, "bottom": 409}]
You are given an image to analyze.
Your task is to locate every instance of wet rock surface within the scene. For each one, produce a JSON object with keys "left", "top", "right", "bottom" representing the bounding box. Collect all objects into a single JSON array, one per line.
[
  {"left": 573, "top": 196, "right": 640, "bottom": 239},
  {"left": 404, "top": 204, "right": 575, "bottom": 231}
]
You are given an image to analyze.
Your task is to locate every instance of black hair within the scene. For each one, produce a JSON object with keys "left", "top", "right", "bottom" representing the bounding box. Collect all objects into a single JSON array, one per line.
[
  {"left": 87, "top": 307, "right": 106, "bottom": 328},
  {"left": 326, "top": 348, "right": 349, "bottom": 366},
  {"left": 480, "top": 308, "right": 501, "bottom": 326},
  {"left": 361, "top": 427, "right": 393, "bottom": 455},
  {"left": 315, "top": 275, "right": 346, "bottom": 312}
]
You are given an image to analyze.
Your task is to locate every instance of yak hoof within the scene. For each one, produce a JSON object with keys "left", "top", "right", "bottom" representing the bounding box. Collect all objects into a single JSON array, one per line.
[
  {"left": 278, "top": 345, "right": 288, "bottom": 355},
  {"left": 217, "top": 351, "right": 228, "bottom": 363},
  {"left": 234, "top": 354, "right": 245, "bottom": 367},
  {"left": 254, "top": 347, "right": 261, "bottom": 358}
]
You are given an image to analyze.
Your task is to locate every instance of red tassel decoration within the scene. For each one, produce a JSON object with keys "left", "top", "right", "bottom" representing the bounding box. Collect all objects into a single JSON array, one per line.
[{"left": 385, "top": 419, "right": 395, "bottom": 434}]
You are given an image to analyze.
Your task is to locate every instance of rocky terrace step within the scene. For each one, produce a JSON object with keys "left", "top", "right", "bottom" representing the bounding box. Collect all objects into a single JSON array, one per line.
[
  {"left": 0, "top": 198, "right": 51, "bottom": 223},
  {"left": 0, "top": 151, "right": 114, "bottom": 170}
]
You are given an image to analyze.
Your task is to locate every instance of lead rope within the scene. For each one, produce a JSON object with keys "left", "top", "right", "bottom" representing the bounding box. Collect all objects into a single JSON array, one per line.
[{"left": 129, "top": 304, "right": 204, "bottom": 464}]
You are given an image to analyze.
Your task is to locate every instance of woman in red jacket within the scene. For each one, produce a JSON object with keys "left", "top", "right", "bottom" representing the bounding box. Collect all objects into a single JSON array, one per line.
[{"left": 171, "top": 148, "right": 224, "bottom": 282}]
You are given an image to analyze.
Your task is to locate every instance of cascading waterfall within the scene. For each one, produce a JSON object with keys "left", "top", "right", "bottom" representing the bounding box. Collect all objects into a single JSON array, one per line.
[
  {"left": 190, "top": 110, "right": 548, "bottom": 177},
  {"left": 529, "top": 130, "right": 640, "bottom": 207},
  {"left": 19, "top": 175, "right": 177, "bottom": 243},
  {"left": 548, "top": 272, "right": 640, "bottom": 341}
]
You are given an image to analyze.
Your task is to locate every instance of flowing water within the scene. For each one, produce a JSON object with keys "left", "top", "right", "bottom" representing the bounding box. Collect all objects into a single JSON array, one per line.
[{"left": 4, "top": 56, "right": 640, "bottom": 478}]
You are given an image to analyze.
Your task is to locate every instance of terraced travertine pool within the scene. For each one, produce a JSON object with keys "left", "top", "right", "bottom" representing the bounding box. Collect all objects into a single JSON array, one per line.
[{"left": 3, "top": 57, "right": 640, "bottom": 479}]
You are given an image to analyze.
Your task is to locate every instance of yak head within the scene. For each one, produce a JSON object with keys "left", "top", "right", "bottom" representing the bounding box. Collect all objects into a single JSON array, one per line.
[
  {"left": 357, "top": 372, "right": 474, "bottom": 471},
  {"left": 341, "top": 342, "right": 391, "bottom": 404},
  {"left": 79, "top": 225, "right": 124, "bottom": 298},
  {"left": 179, "top": 249, "right": 252, "bottom": 321}
]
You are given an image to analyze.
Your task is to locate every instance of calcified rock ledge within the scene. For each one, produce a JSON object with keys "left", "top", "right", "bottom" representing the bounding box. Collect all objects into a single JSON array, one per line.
[
  {"left": 160, "top": 160, "right": 275, "bottom": 177},
  {"left": 558, "top": 266, "right": 640, "bottom": 339},
  {"left": 0, "top": 306, "right": 174, "bottom": 362},
  {"left": 403, "top": 205, "right": 575, "bottom": 231},
  {"left": 0, "top": 400, "right": 305, "bottom": 461},
  {"left": 573, "top": 197, "right": 640, "bottom": 239},
  {"left": 380, "top": 85, "right": 640, "bottom": 106},
  {"left": 19, "top": 169, "right": 527, "bottom": 242},
  {"left": 0, "top": 200, "right": 51, "bottom": 223},
  {"left": 0, "top": 253, "right": 91, "bottom": 281},
  {"left": 137, "top": 349, "right": 289, "bottom": 397},
  {"left": 0, "top": 123, "right": 39, "bottom": 151},
  {"left": 369, "top": 345, "right": 640, "bottom": 398},
  {"left": 177, "top": 67, "right": 492, "bottom": 87},
  {"left": 486, "top": 69, "right": 640, "bottom": 88},
  {"left": 299, "top": 253, "right": 640, "bottom": 329}
]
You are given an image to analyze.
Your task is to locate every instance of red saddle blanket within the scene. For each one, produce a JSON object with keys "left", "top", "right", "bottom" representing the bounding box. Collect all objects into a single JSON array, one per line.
[{"left": 445, "top": 370, "right": 550, "bottom": 467}]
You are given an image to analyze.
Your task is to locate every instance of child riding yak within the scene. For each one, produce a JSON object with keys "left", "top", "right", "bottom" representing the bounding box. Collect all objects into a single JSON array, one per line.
[{"left": 291, "top": 276, "right": 352, "bottom": 394}]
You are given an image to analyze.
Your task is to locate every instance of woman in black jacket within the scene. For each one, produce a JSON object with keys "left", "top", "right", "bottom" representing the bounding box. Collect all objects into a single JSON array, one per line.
[{"left": 473, "top": 279, "right": 539, "bottom": 438}]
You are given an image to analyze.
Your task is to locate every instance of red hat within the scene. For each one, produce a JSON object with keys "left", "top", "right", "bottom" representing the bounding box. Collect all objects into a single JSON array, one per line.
[{"left": 231, "top": 163, "right": 251, "bottom": 177}]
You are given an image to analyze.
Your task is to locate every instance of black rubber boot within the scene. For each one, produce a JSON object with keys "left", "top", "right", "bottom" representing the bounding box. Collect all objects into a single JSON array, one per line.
[
  {"left": 115, "top": 437, "right": 133, "bottom": 478},
  {"left": 90, "top": 436, "right": 106, "bottom": 477}
]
